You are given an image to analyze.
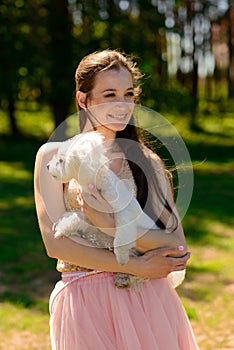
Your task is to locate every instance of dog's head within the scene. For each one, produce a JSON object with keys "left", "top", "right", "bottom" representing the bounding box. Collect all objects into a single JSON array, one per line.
[
  {"left": 47, "top": 139, "right": 73, "bottom": 182},
  {"left": 47, "top": 131, "right": 108, "bottom": 184}
]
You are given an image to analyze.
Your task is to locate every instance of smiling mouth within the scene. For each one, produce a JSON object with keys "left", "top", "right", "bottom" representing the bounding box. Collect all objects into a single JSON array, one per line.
[{"left": 107, "top": 114, "right": 128, "bottom": 121}]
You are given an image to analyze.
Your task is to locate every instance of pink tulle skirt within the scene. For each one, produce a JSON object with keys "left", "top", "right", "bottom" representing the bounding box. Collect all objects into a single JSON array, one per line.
[{"left": 49, "top": 272, "right": 199, "bottom": 350}]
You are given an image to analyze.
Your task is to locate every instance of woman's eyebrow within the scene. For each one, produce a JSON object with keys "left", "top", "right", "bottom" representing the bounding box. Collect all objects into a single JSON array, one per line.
[
  {"left": 101, "top": 88, "right": 116, "bottom": 93},
  {"left": 101, "top": 87, "right": 134, "bottom": 93}
]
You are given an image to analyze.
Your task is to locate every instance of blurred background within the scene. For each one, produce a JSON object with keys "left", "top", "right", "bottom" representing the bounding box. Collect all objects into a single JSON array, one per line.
[{"left": 0, "top": 1, "right": 233, "bottom": 349}]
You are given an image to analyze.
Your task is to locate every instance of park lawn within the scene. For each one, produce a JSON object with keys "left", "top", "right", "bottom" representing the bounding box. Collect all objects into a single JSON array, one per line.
[
  {"left": 0, "top": 105, "right": 233, "bottom": 349},
  {"left": 179, "top": 165, "right": 234, "bottom": 349},
  {"left": 165, "top": 111, "right": 234, "bottom": 349}
]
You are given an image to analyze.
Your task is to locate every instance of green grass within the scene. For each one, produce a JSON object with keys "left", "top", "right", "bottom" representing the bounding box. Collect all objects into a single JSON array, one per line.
[
  {"left": 0, "top": 111, "right": 59, "bottom": 348},
  {"left": 163, "top": 112, "right": 234, "bottom": 349},
  {"left": 0, "top": 103, "right": 234, "bottom": 349}
]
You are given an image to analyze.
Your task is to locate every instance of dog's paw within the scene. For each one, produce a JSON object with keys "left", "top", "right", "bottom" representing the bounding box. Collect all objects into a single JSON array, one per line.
[
  {"left": 114, "top": 273, "right": 146, "bottom": 290},
  {"left": 114, "top": 246, "right": 130, "bottom": 265},
  {"left": 52, "top": 222, "right": 58, "bottom": 231},
  {"left": 52, "top": 222, "right": 71, "bottom": 239},
  {"left": 128, "top": 276, "right": 147, "bottom": 291},
  {"left": 54, "top": 230, "right": 65, "bottom": 239},
  {"left": 52, "top": 222, "right": 64, "bottom": 239},
  {"left": 114, "top": 273, "right": 132, "bottom": 288},
  {"left": 114, "top": 235, "right": 132, "bottom": 265}
]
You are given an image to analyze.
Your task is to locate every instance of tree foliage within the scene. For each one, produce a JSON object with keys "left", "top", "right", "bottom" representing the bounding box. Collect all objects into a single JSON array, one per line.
[{"left": 0, "top": 0, "right": 233, "bottom": 135}]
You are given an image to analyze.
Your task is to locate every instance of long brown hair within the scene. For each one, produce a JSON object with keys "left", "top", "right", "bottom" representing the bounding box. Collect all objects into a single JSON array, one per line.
[{"left": 75, "top": 49, "right": 177, "bottom": 230}]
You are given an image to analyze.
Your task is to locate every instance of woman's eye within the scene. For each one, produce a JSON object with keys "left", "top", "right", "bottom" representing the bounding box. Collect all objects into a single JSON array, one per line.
[
  {"left": 104, "top": 93, "right": 115, "bottom": 98},
  {"left": 126, "top": 91, "right": 134, "bottom": 97}
]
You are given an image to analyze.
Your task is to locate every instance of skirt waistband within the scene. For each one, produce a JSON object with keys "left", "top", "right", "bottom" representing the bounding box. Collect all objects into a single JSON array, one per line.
[
  {"left": 61, "top": 270, "right": 103, "bottom": 279},
  {"left": 49, "top": 270, "right": 103, "bottom": 315}
]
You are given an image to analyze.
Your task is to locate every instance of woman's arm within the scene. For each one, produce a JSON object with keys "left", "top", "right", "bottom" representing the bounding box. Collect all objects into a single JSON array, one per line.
[
  {"left": 135, "top": 151, "right": 187, "bottom": 256},
  {"left": 135, "top": 225, "right": 186, "bottom": 256},
  {"left": 34, "top": 144, "right": 189, "bottom": 277},
  {"left": 34, "top": 143, "right": 130, "bottom": 272}
]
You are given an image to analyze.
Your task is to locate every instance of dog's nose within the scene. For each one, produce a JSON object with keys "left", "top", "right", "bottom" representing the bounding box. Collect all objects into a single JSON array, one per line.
[{"left": 47, "top": 164, "right": 50, "bottom": 170}]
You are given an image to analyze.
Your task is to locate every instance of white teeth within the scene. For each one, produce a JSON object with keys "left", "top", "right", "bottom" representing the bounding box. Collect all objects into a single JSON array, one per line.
[{"left": 108, "top": 114, "right": 127, "bottom": 120}]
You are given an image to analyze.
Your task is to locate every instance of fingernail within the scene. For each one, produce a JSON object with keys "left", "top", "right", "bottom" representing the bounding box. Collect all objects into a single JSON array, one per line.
[
  {"left": 178, "top": 245, "right": 184, "bottom": 251},
  {"left": 88, "top": 183, "right": 94, "bottom": 190}
]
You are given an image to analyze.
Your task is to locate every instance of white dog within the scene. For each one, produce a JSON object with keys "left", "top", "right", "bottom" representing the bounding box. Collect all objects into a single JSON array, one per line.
[{"left": 47, "top": 131, "right": 185, "bottom": 289}]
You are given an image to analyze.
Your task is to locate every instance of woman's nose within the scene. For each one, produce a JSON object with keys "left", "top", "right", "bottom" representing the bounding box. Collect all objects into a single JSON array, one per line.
[{"left": 114, "top": 99, "right": 129, "bottom": 108}]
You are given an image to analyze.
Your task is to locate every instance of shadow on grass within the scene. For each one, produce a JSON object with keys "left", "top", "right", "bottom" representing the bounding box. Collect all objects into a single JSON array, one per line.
[
  {"left": 0, "top": 134, "right": 45, "bottom": 166},
  {"left": 184, "top": 169, "right": 234, "bottom": 246},
  {"left": 147, "top": 131, "right": 234, "bottom": 165},
  {"left": 0, "top": 204, "right": 60, "bottom": 311},
  {"left": 187, "top": 142, "right": 234, "bottom": 164},
  {"left": 0, "top": 134, "right": 60, "bottom": 310}
]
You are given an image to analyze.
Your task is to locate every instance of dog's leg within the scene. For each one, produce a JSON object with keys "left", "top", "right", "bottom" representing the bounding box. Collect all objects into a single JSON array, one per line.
[
  {"left": 53, "top": 211, "right": 91, "bottom": 238},
  {"left": 99, "top": 168, "right": 161, "bottom": 264},
  {"left": 98, "top": 169, "right": 136, "bottom": 264},
  {"left": 113, "top": 226, "right": 137, "bottom": 265},
  {"left": 99, "top": 169, "right": 158, "bottom": 231},
  {"left": 98, "top": 168, "right": 158, "bottom": 264}
]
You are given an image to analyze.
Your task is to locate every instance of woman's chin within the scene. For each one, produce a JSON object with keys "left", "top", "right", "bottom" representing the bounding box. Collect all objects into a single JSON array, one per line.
[{"left": 108, "top": 123, "right": 128, "bottom": 131}]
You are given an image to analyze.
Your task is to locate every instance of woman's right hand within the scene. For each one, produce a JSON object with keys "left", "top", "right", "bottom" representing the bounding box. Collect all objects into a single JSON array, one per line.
[{"left": 132, "top": 247, "right": 190, "bottom": 279}]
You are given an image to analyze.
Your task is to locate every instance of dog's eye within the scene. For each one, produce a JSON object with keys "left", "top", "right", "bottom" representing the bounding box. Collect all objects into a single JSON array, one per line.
[{"left": 59, "top": 159, "right": 63, "bottom": 163}]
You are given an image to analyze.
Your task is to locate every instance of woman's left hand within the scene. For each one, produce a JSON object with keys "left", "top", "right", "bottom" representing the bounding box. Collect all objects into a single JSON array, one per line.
[{"left": 78, "top": 184, "right": 116, "bottom": 236}]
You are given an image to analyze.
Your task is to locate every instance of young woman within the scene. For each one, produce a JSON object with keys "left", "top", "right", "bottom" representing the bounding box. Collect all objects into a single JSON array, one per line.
[{"left": 34, "top": 49, "right": 199, "bottom": 349}]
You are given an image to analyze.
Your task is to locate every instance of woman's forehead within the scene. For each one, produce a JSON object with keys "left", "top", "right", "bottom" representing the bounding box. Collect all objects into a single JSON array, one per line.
[{"left": 93, "top": 67, "right": 133, "bottom": 91}]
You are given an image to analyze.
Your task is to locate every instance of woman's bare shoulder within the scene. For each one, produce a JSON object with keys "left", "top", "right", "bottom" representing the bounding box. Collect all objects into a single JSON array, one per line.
[
  {"left": 35, "top": 142, "right": 62, "bottom": 161},
  {"left": 37, "top": 141, "right": 62, "bottom": 154}
]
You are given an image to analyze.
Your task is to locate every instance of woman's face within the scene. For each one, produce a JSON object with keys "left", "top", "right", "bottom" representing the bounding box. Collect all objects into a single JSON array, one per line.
[{"left": 84, "top": 67, "right": 135, "bottom": 135}]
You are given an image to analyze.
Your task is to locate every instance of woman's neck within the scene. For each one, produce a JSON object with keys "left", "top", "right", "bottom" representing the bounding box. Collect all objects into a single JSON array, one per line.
[
  {"left": 93, "top": 125, "right": 118, "bottom": 153},
  {"left": 82, "top": 122, "right": 119, "bottom": 153}
]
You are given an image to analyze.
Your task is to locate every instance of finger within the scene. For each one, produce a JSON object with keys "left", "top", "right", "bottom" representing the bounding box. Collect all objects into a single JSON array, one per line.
[
  {"left": 171, "top": 264, "right": 186, "bottom": 272},
  {"left": 88, "top": 184, "right": 106, "bottom": 203},
  {"left": 170, "top": 257, "right": 189, "bottom": 271},
  {"left": 172, "top": 252, "right": 191, "bottom": 262},
  {"left": 76, "top": 193, "right": 84, "bottom": 206},
  {"left": 83, "top": 184, "right": 113, "bottom": 214},
  {"left": 170, "top": 254, "right": 190, "bottom": 266},
  {"left": 183, "top": 252, "right": 191, "bottom": 261},
  {"left": 82, "top": 191, "right": 98, "bottom": 202},
  {"left": 87, "top": 183, "right": 99, "bottom": 196},
  {"left": 87, "top": 183, "right": 95, "bottom": 195},
  {"left": 82, "top": 191, "right": 108, "bottom": 213},
  {"left": 85, "top": 184, "right": 101, "bottom": 203},
  {"left": 149, "top": 246, "right": 186, "bottom": 257},
  {"left": 80, "top": 184, "right": 97, "bottom": 200},
  {"left": 82, "top": 192, "right": 98, "bottom": 209}
]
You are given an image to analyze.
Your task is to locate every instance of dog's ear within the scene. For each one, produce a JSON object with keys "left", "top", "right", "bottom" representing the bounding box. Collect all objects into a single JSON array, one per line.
[{"left": 76, "top": 91, "right": 87, "bottom": 110}]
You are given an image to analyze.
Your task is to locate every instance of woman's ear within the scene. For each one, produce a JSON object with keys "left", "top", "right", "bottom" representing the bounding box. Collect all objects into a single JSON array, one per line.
[{"left": 76, "top": 91, "right": 87, "bottom": 109}]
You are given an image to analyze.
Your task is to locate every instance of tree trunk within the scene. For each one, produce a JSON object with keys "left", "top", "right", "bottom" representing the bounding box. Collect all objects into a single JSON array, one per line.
[
  {"left": 190, "top": 60, "right": 199, "bottom": 130},
  {"left": 227, "top": 5, "right": 234, "bottom": 98},
  {"left": 47, "top": 0, "right": 73, "bottom": 136},
  {"left": 7, "top": 92, "right": 21, "bottom": 137}
]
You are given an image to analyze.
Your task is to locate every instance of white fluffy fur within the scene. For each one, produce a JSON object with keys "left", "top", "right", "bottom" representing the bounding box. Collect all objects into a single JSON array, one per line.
[{"left": 47, "top": 131, "right": 185, "bottom": 289}]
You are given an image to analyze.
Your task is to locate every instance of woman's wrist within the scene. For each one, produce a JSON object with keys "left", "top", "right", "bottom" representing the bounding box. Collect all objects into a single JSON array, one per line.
[{"left": 118, "top": 255, "right": 143, "bottom": 276}]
